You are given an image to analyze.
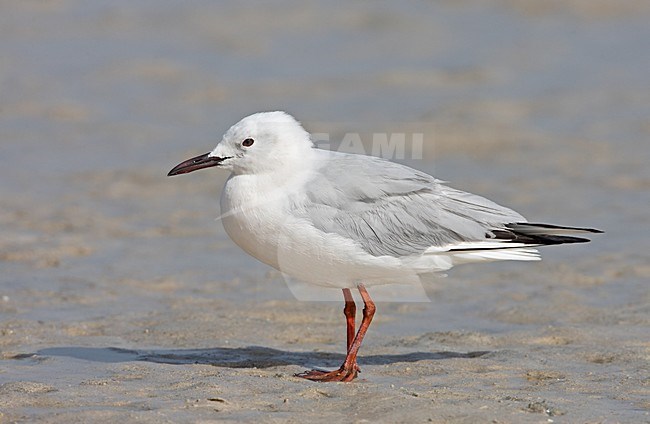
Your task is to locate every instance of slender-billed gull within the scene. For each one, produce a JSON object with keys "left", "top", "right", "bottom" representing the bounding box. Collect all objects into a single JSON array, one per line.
[{"left": 168, "top": 111, "right": 601, "bottom": 382}]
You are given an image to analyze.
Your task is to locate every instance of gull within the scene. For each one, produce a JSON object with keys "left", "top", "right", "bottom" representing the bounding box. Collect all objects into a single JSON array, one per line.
[{"left": 168, "top": 111, "right": 602, "bottom": 382}]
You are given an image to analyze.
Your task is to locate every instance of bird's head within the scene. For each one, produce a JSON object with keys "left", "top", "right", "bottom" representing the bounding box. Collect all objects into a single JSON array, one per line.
[{"left": 168, "top": 111, "right": 313, "bottom": 177}]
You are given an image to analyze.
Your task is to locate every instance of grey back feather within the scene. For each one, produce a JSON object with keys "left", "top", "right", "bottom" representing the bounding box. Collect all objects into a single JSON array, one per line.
[{"left": 297, "top": 150, "right": 525, "bottom": 258}]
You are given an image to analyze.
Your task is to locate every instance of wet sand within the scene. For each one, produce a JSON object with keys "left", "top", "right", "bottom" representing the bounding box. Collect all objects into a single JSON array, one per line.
[{"left": 1, "top": 1, "right": 649, "bottom": 423}]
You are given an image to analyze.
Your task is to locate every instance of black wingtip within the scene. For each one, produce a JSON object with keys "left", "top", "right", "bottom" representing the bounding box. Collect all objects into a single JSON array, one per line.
[
  {"left": 488, "top": 223, "right": 604, "bottom": 247},
  {"left": 513, "top": 223, "right": 604, "bottom": 234}
]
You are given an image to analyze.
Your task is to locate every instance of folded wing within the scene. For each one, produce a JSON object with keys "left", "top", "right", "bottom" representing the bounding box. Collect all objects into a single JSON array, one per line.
[{"left": 300, "top": 151, "right": 601, "bottom": 260}]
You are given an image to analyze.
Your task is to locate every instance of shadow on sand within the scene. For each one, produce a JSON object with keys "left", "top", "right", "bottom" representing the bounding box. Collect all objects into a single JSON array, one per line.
[{"left": 27, "top": 346, "right": 490, "bottom": 369}]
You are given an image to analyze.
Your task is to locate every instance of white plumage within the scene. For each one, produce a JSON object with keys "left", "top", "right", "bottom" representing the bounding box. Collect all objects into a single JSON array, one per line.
[
  {"left": 167, "top": 111, "right": 601, "bottom": 382},
  {"left": 169, "top": 111, "right": 600, "bottom": 290}
]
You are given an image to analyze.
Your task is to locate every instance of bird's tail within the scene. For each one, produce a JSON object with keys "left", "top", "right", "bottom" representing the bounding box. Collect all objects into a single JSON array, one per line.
[{"left": 422, "top": 223, "right": 602, "bottom": 266}]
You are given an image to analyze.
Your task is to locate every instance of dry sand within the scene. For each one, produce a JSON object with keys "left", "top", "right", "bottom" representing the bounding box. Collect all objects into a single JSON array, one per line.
[{"left": 1, "top": 1, "right": 649, "bottom": 423}]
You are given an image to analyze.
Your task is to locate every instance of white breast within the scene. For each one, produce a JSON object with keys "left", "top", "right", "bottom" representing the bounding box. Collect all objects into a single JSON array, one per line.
[{"left": 220, "top": 174, "right": 288, "bottom": 269}]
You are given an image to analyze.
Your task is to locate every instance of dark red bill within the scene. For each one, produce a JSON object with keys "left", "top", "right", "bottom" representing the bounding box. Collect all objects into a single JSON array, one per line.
[{"left": 167, "top": 152, "right": 229, "bottom": 176}]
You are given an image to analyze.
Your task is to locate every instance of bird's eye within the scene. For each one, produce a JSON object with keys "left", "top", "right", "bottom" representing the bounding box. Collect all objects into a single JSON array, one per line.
[{"left": 242, "top": 138, "right": 254, "bottom": 147}]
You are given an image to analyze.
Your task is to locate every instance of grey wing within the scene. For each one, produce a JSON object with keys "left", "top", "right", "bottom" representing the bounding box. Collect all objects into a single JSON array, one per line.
[{"left": 300, "top": 151, "right": 526, "bottom": 258}]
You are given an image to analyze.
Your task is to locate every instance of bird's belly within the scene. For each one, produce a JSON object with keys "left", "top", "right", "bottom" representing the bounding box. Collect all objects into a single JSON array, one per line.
[
  {"left": 219, "top": 179, "right": 419, "bottom": 288},
  {"left": 221, "top": 208, "right": 411, "bottom": 288}
]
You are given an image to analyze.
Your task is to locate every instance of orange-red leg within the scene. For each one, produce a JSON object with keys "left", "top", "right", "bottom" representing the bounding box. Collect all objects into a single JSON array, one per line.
[
  {"left": 342, "top": 288, "right": 356, "bottom": 350},
  {"left": 296, "top": 284, "right": 375, "bottom": 382}
]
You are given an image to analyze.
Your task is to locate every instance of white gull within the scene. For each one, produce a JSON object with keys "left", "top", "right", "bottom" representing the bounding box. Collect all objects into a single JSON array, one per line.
[{"left": 168, "top": 111, "right": 601, "bottom": 382}]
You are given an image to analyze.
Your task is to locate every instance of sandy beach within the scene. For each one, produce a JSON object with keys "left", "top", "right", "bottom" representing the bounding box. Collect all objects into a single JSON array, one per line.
[{"left": 1, "top": 1, "right": 649, "bottom": 422}]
